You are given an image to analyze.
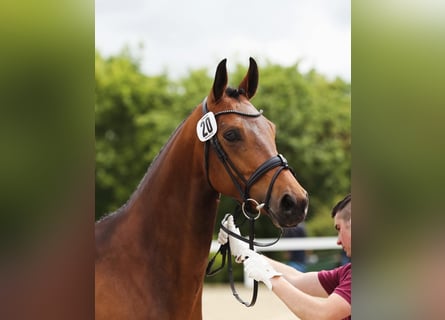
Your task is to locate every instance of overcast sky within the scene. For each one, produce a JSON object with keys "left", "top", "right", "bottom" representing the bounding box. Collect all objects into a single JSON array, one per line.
[{"left": 96, "top": 0, "right": 350, "bottom": 81}]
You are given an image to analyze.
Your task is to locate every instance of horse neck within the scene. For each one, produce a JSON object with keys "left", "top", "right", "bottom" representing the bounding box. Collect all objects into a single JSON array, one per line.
[{"left": 123, "top": 109, "right": 220, "bottom": 262}]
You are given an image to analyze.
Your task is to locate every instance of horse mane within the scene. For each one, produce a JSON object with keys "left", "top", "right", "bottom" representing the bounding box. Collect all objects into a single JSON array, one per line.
[
  {"left": 96, "top": 117, "right": 188, "bottom": 224},
  {"left": 130, "top": 118, "right": 188, "bottom": 194}
]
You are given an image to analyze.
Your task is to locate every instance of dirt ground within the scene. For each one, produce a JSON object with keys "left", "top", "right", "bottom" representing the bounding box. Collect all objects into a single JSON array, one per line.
[{"left": 202, "top": 284, "right": 300, "bottom": 320}]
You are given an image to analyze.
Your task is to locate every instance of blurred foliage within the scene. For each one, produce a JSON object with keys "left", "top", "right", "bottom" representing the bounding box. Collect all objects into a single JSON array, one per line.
[{"left": 95, "top": 49, "right": 350, "bottom": 238}]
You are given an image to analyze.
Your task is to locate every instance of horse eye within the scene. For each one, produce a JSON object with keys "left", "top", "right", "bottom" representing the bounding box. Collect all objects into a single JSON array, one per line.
[{"left": 223, "top": 129, "right": 241, "bottom": 142}]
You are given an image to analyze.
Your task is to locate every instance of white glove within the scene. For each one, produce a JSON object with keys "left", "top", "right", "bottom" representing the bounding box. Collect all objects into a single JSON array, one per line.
[
  {"left": 243, "top": 249, "right": 282, "bottom": 290},
  {"left": 217, "top": 215, "right": 249, "bottom": 263}
]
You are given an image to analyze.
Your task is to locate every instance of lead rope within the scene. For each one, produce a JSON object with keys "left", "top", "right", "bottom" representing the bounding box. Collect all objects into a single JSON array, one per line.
[
  {"left": 227, "top": 217, "right": 257, "bottom": 307},
  {"left": 206, "top": 211, "right": 283, "bottom": 307},
  {"left": 206, "top": 214, "right": 258, "bottom": 307}
]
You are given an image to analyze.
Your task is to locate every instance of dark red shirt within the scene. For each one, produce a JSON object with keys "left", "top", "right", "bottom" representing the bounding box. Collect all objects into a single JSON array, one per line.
[{"left": 318, "top": 262, "right": 351, "bottom": 320}]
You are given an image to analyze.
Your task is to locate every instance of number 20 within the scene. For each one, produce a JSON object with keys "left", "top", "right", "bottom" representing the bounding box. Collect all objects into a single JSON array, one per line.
[{"left": 200, "top": 117, "right": 213, "bottom": 137}]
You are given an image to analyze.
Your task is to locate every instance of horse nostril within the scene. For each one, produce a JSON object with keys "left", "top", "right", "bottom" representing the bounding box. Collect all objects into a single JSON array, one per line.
[
  {"left": 280, "top": 194, "right": 308, "bottom": 216},
  {"left": 280, "top": 194, "right": 297, "bottom": 214}
]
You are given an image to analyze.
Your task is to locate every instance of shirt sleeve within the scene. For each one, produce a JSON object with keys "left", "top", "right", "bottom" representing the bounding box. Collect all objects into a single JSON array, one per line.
[{"left": 318, "top": 263, "right": 351, "bottom": 305}]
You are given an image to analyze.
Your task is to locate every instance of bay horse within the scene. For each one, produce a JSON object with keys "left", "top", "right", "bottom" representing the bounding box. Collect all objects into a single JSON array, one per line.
[{"left": 95, "top": 58, "right": 309, "bottom": 319}]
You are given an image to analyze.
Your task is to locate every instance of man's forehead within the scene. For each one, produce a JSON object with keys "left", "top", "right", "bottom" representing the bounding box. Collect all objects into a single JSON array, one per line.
[{"left": 334, "top": 215, "right": 345, "bottom": 227}]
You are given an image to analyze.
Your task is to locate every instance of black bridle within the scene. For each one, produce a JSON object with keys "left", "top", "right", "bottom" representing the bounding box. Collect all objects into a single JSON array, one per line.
[
  {"left": 201, "top": 97, "right": 295, "bottom": 306},
  {"left": 201, "top": 97, "right": 294, "bottom": 217}
]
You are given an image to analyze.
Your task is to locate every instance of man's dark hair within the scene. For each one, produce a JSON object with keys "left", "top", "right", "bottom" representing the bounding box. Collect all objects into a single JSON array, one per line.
[{"left": 331, "top": 193, "right": 351, "bottom": 218}]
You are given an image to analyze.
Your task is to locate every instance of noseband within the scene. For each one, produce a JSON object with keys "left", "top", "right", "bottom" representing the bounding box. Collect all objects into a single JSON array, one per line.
[{"left": 201, "top": 97, "right": 295, "bottom": 306}]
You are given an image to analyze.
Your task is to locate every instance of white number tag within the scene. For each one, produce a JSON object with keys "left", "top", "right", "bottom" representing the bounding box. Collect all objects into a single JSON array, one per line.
[{"left": 196, "top": 112, "right": 217, "bottom": 142}]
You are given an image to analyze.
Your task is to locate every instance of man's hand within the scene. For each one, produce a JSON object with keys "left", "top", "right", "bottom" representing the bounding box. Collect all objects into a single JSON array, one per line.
[
  {"left": 217, "top": 215, "right": 249, "bottom": 263},
  {"left": 243, "top": 249, "right": 282, "bottom": 290}
]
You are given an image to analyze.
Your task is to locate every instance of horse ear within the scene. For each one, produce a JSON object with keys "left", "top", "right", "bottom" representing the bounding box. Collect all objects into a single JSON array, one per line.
[
  {"left": 238, "top": 57, "right": 258, "bottom": 99},
  {"left": 209, "top": 58, "right": 228, "bottom": 103}
]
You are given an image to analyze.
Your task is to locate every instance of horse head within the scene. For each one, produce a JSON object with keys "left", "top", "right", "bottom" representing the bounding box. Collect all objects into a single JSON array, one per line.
[{"left": 199, "top": 58, "right": 308, "bottom": 228}]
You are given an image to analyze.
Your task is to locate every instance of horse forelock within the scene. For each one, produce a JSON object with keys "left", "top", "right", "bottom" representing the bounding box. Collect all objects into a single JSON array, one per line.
[
  {"left": 225, "top": 87, "right": 245, "bottom": 99},
  {"left": 220, "top": 87, "right": 263, "bottom": 118}
]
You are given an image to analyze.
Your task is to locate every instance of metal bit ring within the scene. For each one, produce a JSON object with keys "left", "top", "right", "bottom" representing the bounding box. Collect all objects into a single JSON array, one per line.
[{"left": 242, "top": 198, "right": 263, "bottom": 220}]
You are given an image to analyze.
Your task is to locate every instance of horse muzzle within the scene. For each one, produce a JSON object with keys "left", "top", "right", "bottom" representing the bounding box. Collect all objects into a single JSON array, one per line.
[{"left": 267, "top": 191, "right": 309, "bottom": 228}]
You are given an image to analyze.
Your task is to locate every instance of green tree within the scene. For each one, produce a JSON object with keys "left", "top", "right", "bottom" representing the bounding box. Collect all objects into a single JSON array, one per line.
[
  {"left": 95, "top": 50, "right": 350, "bottom": 238},
  {"left": 249, "top": 63, "right": 350, "bottom": 236},
  {"left": 95, "top": 49, "right": 180, "bottom": 218}
]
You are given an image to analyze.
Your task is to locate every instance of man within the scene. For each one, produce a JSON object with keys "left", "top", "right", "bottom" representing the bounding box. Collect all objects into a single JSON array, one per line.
[{"left": 219, "top": 194, "right": 351, "bottom": 320}]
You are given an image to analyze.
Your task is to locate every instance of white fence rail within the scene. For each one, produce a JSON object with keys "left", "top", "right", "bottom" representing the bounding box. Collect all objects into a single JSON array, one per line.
[
  {"left": 210, "top": 237, "right": 341, "bottom": 287},
  {"left": 210, "top": 236, "right": 340, "bottom": 253}
]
